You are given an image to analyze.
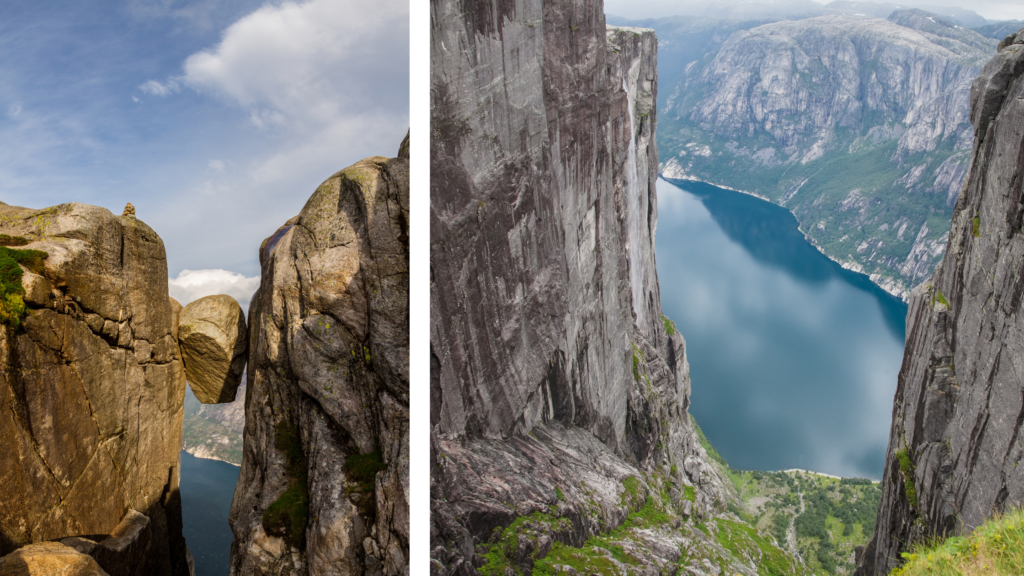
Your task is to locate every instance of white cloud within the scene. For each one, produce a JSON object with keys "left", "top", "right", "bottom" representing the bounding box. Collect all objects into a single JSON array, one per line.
[
  {"left": 168, "top": 269, "right": 260, "bottom": 311},
  {"left": 207, "top": 159, "right": 225, "bottom": 172},
  {"left": 139, "top": 79, "right": 180, "bottom": 96},
  {"left": 180, "top": 0, "right": 408, "bottom": 129},
  {"left": 7, "top": 104, "right": 22, "bottom": 119}
]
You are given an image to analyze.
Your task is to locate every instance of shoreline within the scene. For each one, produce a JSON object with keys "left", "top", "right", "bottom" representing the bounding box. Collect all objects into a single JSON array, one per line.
[
  {"left": 183, "top": 447, "right": 241, "bottom": 467},
  {"left": 660, "top": 174, "right": 910, "bottom": 302}
]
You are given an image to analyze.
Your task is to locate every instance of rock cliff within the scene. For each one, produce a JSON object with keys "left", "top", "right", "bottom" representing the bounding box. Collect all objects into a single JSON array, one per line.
[
  {"left": 230, "top": 135, "right": 409, "bottom": 576},
  {"left": 0, "top": 202, "right": 190, "bottom": 576},
  {"left": 656, "top": 11, "right": 996, "bottom": 298},
  {"left": 856, "top": 27, "right": 1024, "bottom": 576},
  {"left": 428, "top": 2, "right": 783, "bottom": 574}
]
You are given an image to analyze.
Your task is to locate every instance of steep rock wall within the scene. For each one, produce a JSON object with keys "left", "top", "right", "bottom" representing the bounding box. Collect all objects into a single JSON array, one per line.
[
  {"left": 230, "top": 136, "right": 409, "bottom": 576},
  {"left": 0, "top": 202, "right": 189, "bottom": 576},
  {"left": 658, "top": 11, "right": 996, "bottom": 298},
  {"left": 856, "top": 29, "right": 1024, "bottom": 576},
  {"left": 430, "top": 1, "right": 729, "bottom": 572}
]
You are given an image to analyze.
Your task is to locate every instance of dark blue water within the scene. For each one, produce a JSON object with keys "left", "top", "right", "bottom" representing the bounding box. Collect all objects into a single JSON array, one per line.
[
  {"left": 180, "top": 451, "right": 239, "bottom": 576},
  {"left": 656, "top": 178, "right": 908, "bottom": 479}
]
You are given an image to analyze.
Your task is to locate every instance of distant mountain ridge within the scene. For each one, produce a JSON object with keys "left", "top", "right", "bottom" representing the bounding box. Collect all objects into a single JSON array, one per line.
[{"left": 629, "top": 8, "right": 997, "bottom": 297}]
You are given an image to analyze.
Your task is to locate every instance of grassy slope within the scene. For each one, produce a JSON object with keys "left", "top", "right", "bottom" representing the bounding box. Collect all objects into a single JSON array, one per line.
[
  {"left": 482, "top": 415, "right": 885, "bottom": 575},
  {"left": 892, "top": 510, "right": 1024, "bottom": 576},
  {"left": 730, "top": 469, "right": 881, "bottom": 576}
]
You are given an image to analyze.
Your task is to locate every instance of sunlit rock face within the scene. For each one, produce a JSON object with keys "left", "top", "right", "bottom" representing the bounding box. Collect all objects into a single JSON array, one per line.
[
  {"left": 178, "top": 294, "right": 247, "bottom": 404},
  {"left": 230, "top": 134, "right": 409, "bottom": 576},
  {"left": 0, "top": 202, "right": 189, "bottom": 576},
  {"left": 856, "top": 28, "right": 1024, "bottom": 576},
  {"left": 429, "top": 1, "right": 732, "bottom": 572}
]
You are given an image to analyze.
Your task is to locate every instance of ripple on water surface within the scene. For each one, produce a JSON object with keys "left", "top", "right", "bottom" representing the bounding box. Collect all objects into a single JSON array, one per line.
[{"left": 656, "top": 178, "right": 908, "bottom": 479}]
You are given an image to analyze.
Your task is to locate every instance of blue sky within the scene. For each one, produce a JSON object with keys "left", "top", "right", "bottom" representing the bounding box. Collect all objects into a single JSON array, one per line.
[{"left": 0, "top": 0, "right": 409, "bottom": 308}]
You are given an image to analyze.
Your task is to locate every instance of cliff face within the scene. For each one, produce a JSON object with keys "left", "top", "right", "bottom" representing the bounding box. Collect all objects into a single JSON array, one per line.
[
  {"left": 856, "top": 29, "right": 1024, "bottom": 576},
  {"left": 658, "top": 11, "right": 996, "bottom": 298},
  {"left": 0, "top": 202, "right": 189, "bottom": 576},
  {"left": 230, "top": 137, "right": 409, "bottom": 576},
  {"left": 430, "top": 1, "right": 748, "bottom": 573}
]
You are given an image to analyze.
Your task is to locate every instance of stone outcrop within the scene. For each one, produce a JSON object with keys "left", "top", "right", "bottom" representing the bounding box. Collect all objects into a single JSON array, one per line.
[
  {"left": 230, "top": 133, "right": 409, "bottom": 576},
  {"left": 0, "top": 542, "right": 109, "bottom": 576},
  {"left": 856, "top": 27, "right": 1024, "bottom": 576},
  {"left": 0, "top": 202, "right": 190, "bottom": 576},
  {"left": 430, "top": 1, "right": 737, "bottom": 572},
  {"left": 178, "top": 294, "right": 247, "bottom": 404},
  {"left": 654, "top": 10, "right": 996, "bottom": 298}
]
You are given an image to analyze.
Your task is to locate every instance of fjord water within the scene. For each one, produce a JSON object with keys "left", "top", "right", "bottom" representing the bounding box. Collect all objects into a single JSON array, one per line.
[
  {"left": 656, "top": 178, "right": 908, "bottom": 479},
  {"left": 180, "top": 451, "right": 239, "bottom": 576}
]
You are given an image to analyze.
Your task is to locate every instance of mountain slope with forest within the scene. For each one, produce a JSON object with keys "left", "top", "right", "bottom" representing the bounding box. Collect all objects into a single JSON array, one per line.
[{"left": 643, "top": 10, "right": 996, "bottom": 298}]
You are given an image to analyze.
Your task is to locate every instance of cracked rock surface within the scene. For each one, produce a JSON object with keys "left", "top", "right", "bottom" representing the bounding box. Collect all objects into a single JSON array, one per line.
[
  {"left": 230, "top": 134, "right": 409, "bottom": 576},
  {"left": 0, "top": 202, "right": 189, "bottom": 576},
  {"left": 430, "top": 0, "right": 736, "bottom": 572},
  {"left": 856, "top": 26, "right": 1024, "bottom": 576}
]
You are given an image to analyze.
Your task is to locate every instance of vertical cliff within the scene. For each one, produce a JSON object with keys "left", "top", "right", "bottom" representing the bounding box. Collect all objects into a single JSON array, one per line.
[
  {"left": 0, "top": 203, "right": 190, "bottom": 576},
  {"left": 230, "top": 135, "right": 409, "bottom": 576},
  {"left": 856, "top": 29, "right": 1024, "bottom": 576},
  {"left": 430, "top": 1, "right": 757, "bottom": 574}
]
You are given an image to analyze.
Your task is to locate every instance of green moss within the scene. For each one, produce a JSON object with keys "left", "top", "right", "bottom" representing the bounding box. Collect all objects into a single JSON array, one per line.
[
  {"left": 661, "top": 314, "right": 677, "bottom": 336},
  {"left": 714, "top": 518, "right": 799, "bottom": 576},
  {"left": 0, "top": 234, "right": 29, "bottom": 247},
  {"left": 684, "top": 485, "right": 697, "bottom": 502},
  {"left": 896, "top": 449, "right": 919, "bottom": 509},
  {"left": 346, "top": 449, "right": 385, "bottom": 492},
  {"left": 934, "top": 290, "right": 950, "bottom": 309},
  {"left": 555, "top": 486, "right": 564, "bottom": 501},
  {"left": 0, "top": 246, "right": 48, "bottom": 329},
  {"left": 620, "top": 476, "right": 642, "bottom": 508},
  {"left": 262, "top": 420, "right": 310, "bottom": 548},
  {"left": 690, "top": 414, "right": 728, "bottom": 468},
  {"left": 973, "top": 216, "right": 981, "bottom": 237}
]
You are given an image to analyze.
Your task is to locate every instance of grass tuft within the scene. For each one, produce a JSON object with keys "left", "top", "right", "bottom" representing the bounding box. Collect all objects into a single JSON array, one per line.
[{"left": 892, "top": 509, "right": 1024, "bottom": 576}]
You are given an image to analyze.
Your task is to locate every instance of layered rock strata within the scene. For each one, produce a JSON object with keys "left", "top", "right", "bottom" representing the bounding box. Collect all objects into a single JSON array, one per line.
[
  {"left": 430, "top": 1, "right": 732, "bottom": 572},
  {"left": 0, "top": 202, "right": 190, "bottom": 576},
  {"left": 230, "top": 134, "right": 409, "bottom": 576},
  {"left": 856, "top": 28, "right": 1024, "bottom": 575}
]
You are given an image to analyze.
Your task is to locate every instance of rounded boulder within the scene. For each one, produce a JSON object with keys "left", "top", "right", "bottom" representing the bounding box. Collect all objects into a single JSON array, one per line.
[{"left": 178, "top": 294, "right": 248, "bottom": 404}]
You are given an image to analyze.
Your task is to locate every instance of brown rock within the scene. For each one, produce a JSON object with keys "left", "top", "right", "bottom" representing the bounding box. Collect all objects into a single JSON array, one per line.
[
  {"left": 168, "top": 297, "right": 183, "bottom": 342},
  {"left": 0, "top": 202, "right": 189, "bottom": 576},
  {"left": 0, "top": 542, "right": 109, "bottom": 576},
  {"left": 121, "top": 203, "right": 134, "bottom": 217},
  {"left": 178, "top": 294, "right": 247, "bottom": 404}
]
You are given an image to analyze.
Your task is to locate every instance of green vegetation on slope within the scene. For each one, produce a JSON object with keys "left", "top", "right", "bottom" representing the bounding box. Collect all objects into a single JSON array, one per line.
[
  {"left": 892, "top": 509, "right": 1024, "bottom": 576},
  {"left": 723, "top": 466, "right": 881, "bottom": 575},
  {"left": 0, "top": 241, "right": 48, "bottom": 329},
  {"left": 660, "top": 115, "right": 961, "bottom": 293},
  {"left": 262, "top": 420, "right": 310, "bottom": 548}
]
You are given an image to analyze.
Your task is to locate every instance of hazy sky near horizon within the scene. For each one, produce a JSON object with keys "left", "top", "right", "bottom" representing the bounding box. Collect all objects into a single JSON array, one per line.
[
  {"left": 605, "top": 0, "right": 1024, "bottom": 22},
  {"left": 0, "top": 0, "right": 408, "bottom": 306}
]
